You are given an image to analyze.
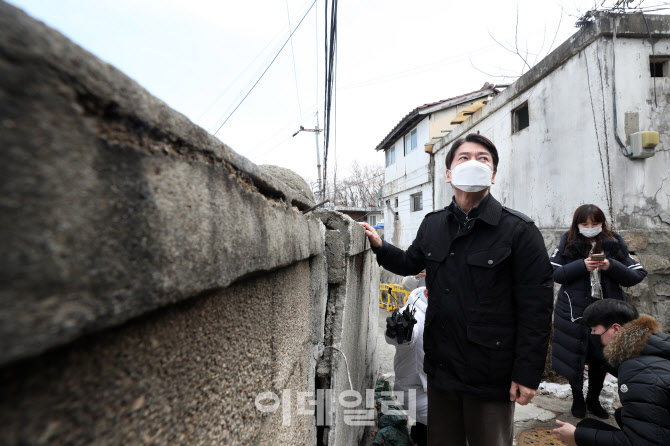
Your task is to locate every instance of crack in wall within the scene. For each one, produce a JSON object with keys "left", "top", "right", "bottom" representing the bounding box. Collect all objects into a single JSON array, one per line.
[{"left": 54, "top": 72, "right": 298, "bottom": 209}]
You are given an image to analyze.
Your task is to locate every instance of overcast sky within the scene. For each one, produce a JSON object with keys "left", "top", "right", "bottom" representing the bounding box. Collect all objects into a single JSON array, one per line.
[{"left": 8, "top": 0, "right": 668, "bottom": 185}]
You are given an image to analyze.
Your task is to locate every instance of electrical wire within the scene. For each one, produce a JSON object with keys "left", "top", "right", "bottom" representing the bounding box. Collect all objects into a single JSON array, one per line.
[
  {"left": 198, "top": 25, "right": 287, "bottom": 125},
  {"left": 203, "top": 0, "right": 316, "bottom": 129},
  {"left": 641, "top": 12, "right": 658, "bottom": 107},
  {"left": 285, "top": 0, "right": 304, "bottom": 124},
  {"left": 322, "top": 0, "right": 337, "bottom": 199},
  {"left": 322, "top": 346, "right": 353, "bottom": 391},
  {"left": 583, "top": 33, "right": 612, "bottom": 220},
  {"left": 212, "top": 0, "right": 317, "bottom": 136}
]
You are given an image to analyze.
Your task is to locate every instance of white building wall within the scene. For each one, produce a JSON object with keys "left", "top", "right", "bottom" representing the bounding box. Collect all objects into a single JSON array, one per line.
[
  {"left": 382, "top": 117, "right": 433, "bottom": 248},
  {"left": 434, "top": 34, "right": 670, "bottom": 230},
  {"left": 609, "top": 36, "right": 670, "bottom": 228}
]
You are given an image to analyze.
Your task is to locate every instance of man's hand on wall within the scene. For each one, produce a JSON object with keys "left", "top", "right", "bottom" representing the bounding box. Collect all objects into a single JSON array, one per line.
[
  {"left": 509, "top": 381, "right": 536, "bottom": 405},
  {"left": 359, "top": 223, "right": 382, "bottom": 248}
]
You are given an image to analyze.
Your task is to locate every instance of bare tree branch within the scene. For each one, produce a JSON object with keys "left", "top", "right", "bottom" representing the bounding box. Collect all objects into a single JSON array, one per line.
[
  {"left": 515, "top": 5, "right": 532, "bottom": 72},
  {"left": 547, "top": 9, "right": 563, "bottom": 55},
  {"left": 327, "top": 162, "right": 384, "bottom": 207},
  {"left": 487, "top": 30, "right": 521, "bottom": 55},
  {"left": 469, "top": 57, "right": 521, "bottom": 80},
  {"left": 532, "top": 24, "right": 547, "bottom": 67}
]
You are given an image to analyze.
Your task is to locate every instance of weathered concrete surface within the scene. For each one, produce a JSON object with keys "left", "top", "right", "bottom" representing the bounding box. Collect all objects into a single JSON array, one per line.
[
  {"left": 315, "top": 210, "right": 380, "bottom": 446},
  {"left": 260, "top": 164, "right": 316, "bottom": 209},
  {"left": 0, "top": 261, "right": 324, "bottom": 445},
  {"left": 0, "top": 2, "right": 381, "bottom": 445},
  {"left": 0, "top": 1, "right": 323, "bottom": 365}
]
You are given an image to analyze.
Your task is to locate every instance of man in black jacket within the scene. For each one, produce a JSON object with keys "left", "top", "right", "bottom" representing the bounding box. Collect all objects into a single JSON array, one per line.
[
  {"left": 554, "top": 299, "right": 670, "bottom": 446},
  {"left": 360, "top": 134, "right": 554, "bottom": 446}
]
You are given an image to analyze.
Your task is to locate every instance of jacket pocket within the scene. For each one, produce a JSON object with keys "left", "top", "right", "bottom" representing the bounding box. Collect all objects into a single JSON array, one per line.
[
  {"left": 466, "top": 247, "right": 512, "bottom": 269},
  {"left": 421, "top": 241, "right": 447, "bottom": 264},
  {"left": 466, "top": 324, "right": 515, "bottom": 385},
  {"left": 466, "top": 247, "right": 512, "bottom": 300}
]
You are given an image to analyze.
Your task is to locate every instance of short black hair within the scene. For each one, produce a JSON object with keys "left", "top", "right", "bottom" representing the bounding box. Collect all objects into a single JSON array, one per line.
[
  {"left": 445, "top": 133, "right": 499, "bottom": 171},
  {"left": 582, "top": 299, "right": 639, "bottom": 328}
]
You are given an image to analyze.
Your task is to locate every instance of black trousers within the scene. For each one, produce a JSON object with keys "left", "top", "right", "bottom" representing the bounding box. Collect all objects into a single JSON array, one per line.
[
  {"left": 411, "top": 422, "right": 427, "bottom": 446},
  {"left": 427, "top": 377, "right": 515, "bottom": 446}
]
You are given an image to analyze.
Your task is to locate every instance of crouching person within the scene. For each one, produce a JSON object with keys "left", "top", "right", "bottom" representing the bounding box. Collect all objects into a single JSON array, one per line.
[
  {"left": 385, "top": 286, "right": 428, "bottom": 446},
  {"left": 554, "top": 299, "right": 670, "bottom": 445}
]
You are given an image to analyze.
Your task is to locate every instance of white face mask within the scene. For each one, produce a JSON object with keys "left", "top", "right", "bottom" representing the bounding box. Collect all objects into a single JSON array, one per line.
[
  {"left": 579, "top": 225, "right": 602, "bottom": 238},
  {"left": 449, "top": 160, "right": 494, "bottom": 193}
]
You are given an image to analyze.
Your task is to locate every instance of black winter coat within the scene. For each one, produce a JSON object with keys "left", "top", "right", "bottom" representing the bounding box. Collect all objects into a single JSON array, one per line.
[
  {"left": 373, "top": 195, "right": 554, "bottom": 401},
  {"left": 550, "top": 232, "right": 647, "bottom": 384},
  {"left": 575, "top": 315, "right": 670, "bottom": 446}
]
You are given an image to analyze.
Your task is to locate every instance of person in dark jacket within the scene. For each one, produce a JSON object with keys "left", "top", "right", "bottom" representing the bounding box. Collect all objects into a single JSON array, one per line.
[
  {"left": 554, "top": 299, "right": 670, "bottom": 445},
  {"left": 550, "top": 205, "right": 647, "bottom": 419},
  {"left": 360, "top": 134, "right": 554, "bottom": 446}
]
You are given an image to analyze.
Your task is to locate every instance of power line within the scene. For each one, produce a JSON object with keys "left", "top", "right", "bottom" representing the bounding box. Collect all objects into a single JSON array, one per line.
[
  {"left": 322, "top": 0, "right": 337, "bottom": 198},
  {"left": 212, "top": 0, "right": 317, "bottom": 136},
  {"left": 201, "top": 1, "right": 315, "bottom": 128},
  {"left": 285, "top": 0, "right": 304, "bottom": 124},
  {"left": 198, "top": 30, "right": 280, "bottom": 125}
]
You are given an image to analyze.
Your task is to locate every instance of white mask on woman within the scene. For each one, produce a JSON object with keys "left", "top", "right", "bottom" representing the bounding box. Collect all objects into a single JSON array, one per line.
[
  {"left": 579, "top": 225, "right": 602, "bottom": 238},
  {"left": 449, "top": 160, "right": 494, "bottom": 193}
]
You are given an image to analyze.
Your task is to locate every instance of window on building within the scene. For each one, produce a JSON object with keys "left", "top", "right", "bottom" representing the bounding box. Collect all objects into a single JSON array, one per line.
[
  {"left": 385, "top": 145, "right": 396, "bottom": 166},
  {"left": 410, "top": 192, "right": 423, "bottom": 212},
  {"left": 394, "top": 197, "right": 399, "bottom": 209},
  {"left": 404, "top": 128, "right": 418, "bottom": 154},
  {"left": 368, "top": 215, "right": 377, "bottom": 226},
  {"left": 512, "top": 102, "right": 529, "bottom": 133},
  {"left": 650, "top": 56, "right": 669, "bottom": 77}
]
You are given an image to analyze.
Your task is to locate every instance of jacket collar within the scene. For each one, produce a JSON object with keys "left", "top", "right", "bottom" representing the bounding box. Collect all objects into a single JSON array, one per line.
[
  {"left": 570, "top": 233, "right": 620, "bottom": 254},
  {"left": 447, "top": 193, "right": 502, "bottom": 226},
  {"left": 604, "top": 315, "right": 663, "bottom": 368},
  {"left": 478, "top": 194, "right": 503, "bottom": 226}
]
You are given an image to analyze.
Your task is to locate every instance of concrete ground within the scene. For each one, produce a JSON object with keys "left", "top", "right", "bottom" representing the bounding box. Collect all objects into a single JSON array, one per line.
[{"left": 368, "top": 306, "right": 621, "bottom": 445}]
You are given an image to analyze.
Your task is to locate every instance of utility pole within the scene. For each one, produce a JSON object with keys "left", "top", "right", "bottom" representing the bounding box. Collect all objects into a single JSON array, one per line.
[{"left": 292, "top": 113, "right": 323, "bottom": 201}]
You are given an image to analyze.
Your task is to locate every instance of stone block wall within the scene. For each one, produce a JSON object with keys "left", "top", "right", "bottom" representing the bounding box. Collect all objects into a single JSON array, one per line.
[{"left": 0, "top": 2, "right": 379, "bottom": 445}]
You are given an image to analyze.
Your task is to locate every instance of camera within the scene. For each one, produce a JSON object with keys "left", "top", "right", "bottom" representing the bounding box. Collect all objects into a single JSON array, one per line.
[{"left": 386, "top": 306, "right": 417, "bottom": 344}]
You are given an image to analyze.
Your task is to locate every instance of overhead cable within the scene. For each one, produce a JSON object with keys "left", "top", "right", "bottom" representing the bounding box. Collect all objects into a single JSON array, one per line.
[
  {"left": 213, "top": 0, "right": 317, "bottom": 136},
  {"left": 322, "top": 0, "right": 337, "bottom": 199},
  {"left": 285, "top": 0, "right": 304, "bottom": 124}
]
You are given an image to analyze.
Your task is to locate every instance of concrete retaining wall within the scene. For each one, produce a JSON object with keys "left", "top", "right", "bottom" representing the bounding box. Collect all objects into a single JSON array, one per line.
[{"left": 0, "top": 2, "right": 378, "bottom": 444}]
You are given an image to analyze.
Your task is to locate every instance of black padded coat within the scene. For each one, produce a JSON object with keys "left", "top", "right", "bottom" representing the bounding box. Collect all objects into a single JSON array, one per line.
[
  {"left": 550, "top": 232, "right": 647, "bottom": 384},
  {"left": 373, "top": 195, "right": 554, "bottom": 401},
  {"left": 575, "top": 315, "right": 670, "bottom": 446}
]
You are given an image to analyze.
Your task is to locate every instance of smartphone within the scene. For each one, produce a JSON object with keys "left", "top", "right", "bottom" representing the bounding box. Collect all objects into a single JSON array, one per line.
[{"left": 591, "top": 253, "right": 606, "bottom": 261}]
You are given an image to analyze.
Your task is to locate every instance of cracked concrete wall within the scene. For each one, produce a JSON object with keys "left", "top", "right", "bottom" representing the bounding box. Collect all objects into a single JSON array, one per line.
[
  {"left": 0, "top": 3, "right": 378, "bottom": 445},
  {"left": 314, "top": 210, "right": 380, "bottom": 446},
  {"left": 1, "top": 260, "right": 325, "bottom": 445}
]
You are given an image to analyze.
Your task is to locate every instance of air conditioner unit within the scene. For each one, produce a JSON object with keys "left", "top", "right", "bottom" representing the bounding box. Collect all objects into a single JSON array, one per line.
[{"left": 629, "top": 131, "right": 659, "bottom": 159}]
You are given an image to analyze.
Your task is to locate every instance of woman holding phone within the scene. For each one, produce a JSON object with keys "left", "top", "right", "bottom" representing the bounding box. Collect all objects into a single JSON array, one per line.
[{"left": 549, "top": 204, "right": 647, "bottom": 419}]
